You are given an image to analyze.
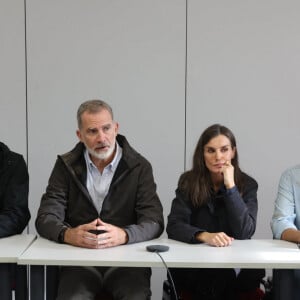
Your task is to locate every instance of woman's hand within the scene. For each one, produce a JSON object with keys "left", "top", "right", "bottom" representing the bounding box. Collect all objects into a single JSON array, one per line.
[
  {"left": 222, "top": 160, "right": 235, "bottom": 189},
  {"left": 196, "top": 231, "right": 234, "bottom": 247}
]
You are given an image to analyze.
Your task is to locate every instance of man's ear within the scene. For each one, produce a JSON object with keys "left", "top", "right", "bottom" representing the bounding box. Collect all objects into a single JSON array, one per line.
[
  {"left": 114, "top": 122, "right": 119, "bottom": 135},
  {"left": 76, "top": 129, "right": 82, "bottom": 141}
]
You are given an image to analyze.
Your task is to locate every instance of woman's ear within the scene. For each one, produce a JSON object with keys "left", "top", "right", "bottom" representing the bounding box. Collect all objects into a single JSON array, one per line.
[{"left": 231, "top": 147, "right": 236, "bottom": 159}]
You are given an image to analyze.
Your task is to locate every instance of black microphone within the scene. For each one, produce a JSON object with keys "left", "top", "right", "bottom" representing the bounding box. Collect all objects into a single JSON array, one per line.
[{"left": 146, "top": 245, "right": 169, "bottom": 252}]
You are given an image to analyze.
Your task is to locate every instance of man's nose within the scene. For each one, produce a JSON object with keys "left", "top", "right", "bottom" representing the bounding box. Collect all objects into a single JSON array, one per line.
[{"left": 96, "top": 131, "right": 105, "bottom": 142}]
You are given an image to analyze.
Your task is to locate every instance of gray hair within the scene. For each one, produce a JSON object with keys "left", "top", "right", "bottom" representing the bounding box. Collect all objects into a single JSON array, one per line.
[{"left": 77, "top": 99, "right": 114, "bottom": 129}]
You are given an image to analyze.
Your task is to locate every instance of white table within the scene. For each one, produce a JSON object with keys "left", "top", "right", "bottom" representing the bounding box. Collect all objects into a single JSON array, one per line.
[
  {"left": 163, "top": 238, "right": 300, "bottom": 269},
  {"left": 19, "top": 237, "right": 300, "bottom": 269},
  {"left": 18, "top": 237, "right": 300, "bottom": 300},
  {"left": 0, "top": 234, "right": 36, "bottom": 263}
]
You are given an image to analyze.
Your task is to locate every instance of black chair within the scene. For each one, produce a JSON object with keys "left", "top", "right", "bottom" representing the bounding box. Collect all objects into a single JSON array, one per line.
[
  {"left": 162, "top": 279, "right": 175, "bottom": 300},
  {"left": 162, "top": 279, "right": 192, "bottom": 300}
]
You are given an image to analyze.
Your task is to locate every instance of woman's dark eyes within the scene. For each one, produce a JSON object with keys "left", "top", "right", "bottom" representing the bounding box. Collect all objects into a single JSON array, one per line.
[{"left": 207, "top": 147, "right": 229, "bottom": 153}]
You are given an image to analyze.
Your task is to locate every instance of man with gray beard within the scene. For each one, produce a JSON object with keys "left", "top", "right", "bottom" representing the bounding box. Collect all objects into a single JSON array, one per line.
[{"left": 36, "top": 99, "right": 164, "bottom": 300}]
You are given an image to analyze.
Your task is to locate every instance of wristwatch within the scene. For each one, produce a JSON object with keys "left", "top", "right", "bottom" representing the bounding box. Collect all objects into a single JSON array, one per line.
[{"left": 58, "top": 227, "right": 67, "bottom": 244}]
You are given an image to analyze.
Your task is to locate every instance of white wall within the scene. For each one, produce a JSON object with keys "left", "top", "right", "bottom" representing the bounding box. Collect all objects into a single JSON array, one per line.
[
  {"left": 187, "top": 0, "right": 300, "bottom": 239},
  {"left": 2, "top": 1, "right": 300, "bottom": 298},
  {"left": 0, "top": 0, "right": 27, "bottom": 157}
]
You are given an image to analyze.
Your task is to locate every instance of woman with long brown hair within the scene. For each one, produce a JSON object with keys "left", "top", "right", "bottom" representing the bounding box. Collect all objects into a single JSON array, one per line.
[{"left": 167, "top": 124, "right": 263, "bottom": 299}]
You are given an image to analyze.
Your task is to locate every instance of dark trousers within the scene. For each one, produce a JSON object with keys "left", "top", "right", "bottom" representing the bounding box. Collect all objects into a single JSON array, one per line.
[
  {"left": 273, "top": 269, "right": 300, "bottom": 300},
  {"left": 0, "top": 263, "right": 27, "bottom": 300},
  {"left": 170, "top": 268, "right": 265, "bottom": 300},
  {"left": 56, "top": 266, "right": 152, "bottom": 300},
  {"left": 0, "top": 264, "right": 11, "bottom": 300}
]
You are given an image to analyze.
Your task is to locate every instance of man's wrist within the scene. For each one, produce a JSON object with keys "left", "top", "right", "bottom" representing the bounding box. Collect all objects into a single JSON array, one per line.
[
  {"left": 123, "top": 230, "right": 129, "bottom": 244},
  {"left": 58, "top": 227, "right": 68, "bottom": 243}
]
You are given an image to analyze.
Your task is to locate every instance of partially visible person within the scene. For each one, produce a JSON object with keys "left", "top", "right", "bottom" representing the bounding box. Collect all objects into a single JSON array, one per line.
[
  {"left": 36, "top": 99, "right": 164, "bottom": 300},
  {"left": 0, "top": 142, "right": 30, "bottom": 300},
  {"left": 271, "top": 165, "right": 300, "bottom": 300},
  {"left": 167, "top": 124, "right": 264, "bottom": 299},
  {"left": 0, "top": 142, "right": 30, "bottom": 237}
]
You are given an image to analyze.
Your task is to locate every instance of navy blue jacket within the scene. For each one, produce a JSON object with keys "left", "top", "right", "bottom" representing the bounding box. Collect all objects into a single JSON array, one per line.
[{"left": 167, "top": 172, "right": 258, "bottom": 243}]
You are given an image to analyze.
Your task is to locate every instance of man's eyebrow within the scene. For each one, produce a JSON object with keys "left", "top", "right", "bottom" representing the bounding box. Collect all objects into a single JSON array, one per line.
[{"left": 102, "top": 123, "right": 112, "bottom": 127}]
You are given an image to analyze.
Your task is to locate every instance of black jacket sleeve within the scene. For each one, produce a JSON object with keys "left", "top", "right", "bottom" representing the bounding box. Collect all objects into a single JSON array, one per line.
[
  {"left": 35, "top": 158, "right": 71, "bottom": 242},
  {"left": 166, "top": 189, "right": 201, "bottom": 243},
  {"left": 123, "top": 159, "right": 164, "bottom": 243},
  {"left": 223, "top": 176, "right": 258, "bottom": 239},
  {"left": 0, "top": 153, "right": 30, "bottom": 237}
]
